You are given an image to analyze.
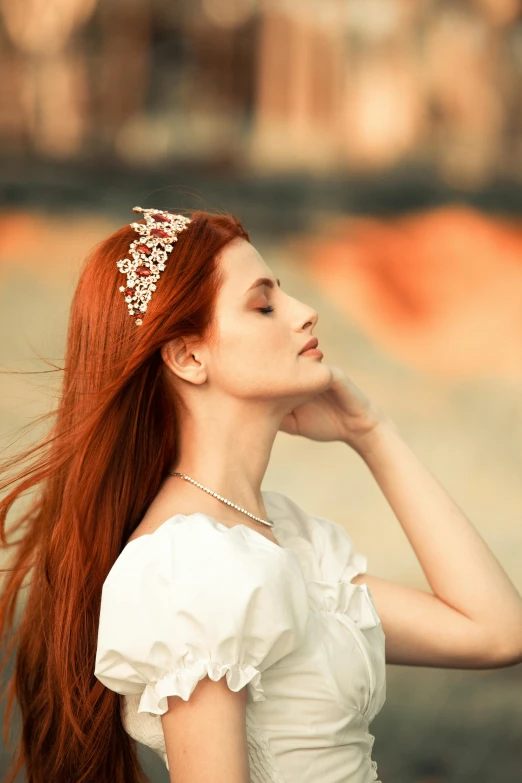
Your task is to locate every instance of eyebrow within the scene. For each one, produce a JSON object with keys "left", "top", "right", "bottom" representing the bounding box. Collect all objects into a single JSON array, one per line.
[{"left": 244, "top": 277, "right": 281, "bottom": 295}]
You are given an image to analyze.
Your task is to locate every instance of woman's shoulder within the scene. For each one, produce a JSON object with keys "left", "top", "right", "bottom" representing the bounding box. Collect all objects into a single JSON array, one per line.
[
  {"left": 121, "top": 508, "right": 290, "bottom": 558},
  {"left": 262, "top": 489, "right": 367, "bottom": 583},
  {"left": 262, "top": 488, "right": 351, "bottom": 545},
  {"left": 104, "top": 509, "right": 303, "bottom": 602}
]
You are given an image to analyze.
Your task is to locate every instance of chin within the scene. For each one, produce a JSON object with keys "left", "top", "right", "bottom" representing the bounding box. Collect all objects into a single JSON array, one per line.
[
  {"left": 307, "top": 362, "right": 334, "bottom": 391},
  {"left": 319, "top": 363, "right": 334, "bottom": 386}
]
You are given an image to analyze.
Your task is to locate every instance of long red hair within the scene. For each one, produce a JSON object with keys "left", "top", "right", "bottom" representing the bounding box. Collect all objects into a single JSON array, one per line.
[{"left": 0, "top": 209, "right": 250, "bottom": 783}]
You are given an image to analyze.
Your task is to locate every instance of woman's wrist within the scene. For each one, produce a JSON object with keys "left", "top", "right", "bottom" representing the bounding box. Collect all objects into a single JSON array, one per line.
[{"left": 342, "top": 416, "right": 401, "bottom": 461}]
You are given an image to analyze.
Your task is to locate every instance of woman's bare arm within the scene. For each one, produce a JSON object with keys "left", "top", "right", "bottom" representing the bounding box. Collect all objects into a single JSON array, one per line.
[
  {"left": 350, "top": 420, "right": 522, "bottom": 667},
  {"left": 161, "top": 676, "right": 251, "bottom": 783}
]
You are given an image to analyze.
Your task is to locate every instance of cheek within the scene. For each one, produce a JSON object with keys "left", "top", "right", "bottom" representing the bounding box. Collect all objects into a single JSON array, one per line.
[
  {"left": 215, "top": 340, "right": 280, "bottom": 381},
  {"left": 210, "top": 325, "right": 294, "bottom": 395},
  {"left": 218, "top": 314, "right": 285, "bottom": 364}
]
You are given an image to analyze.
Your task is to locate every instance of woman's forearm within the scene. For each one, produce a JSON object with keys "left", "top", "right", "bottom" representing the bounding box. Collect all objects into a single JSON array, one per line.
[{"left": 349, "top": 420, "right": 522, "bottom": 648}]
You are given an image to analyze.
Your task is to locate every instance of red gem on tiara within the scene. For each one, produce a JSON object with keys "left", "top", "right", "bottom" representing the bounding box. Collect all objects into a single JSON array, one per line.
[
  {"left": 136, "top": 244, "right": 151, "bottom": 255},
  {"left": 136, "top": 266, "right": 151, "bottom": 277},
  {"left": 150, "top": 228, "right": 169, "bottom": 238},
  {"left": 125, "top": 287, "right": 134, "bottom": 296},
  {"left": 152, "top": 214, "right": 169, "bottom": 222}
]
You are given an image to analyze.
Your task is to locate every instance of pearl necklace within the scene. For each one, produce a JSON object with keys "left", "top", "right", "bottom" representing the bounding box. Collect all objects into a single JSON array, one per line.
[{"left": 169, "top": 472, "right": 274, "bottom": 528}]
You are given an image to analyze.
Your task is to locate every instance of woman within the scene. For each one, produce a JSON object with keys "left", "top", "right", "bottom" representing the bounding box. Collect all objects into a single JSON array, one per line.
[{"left": 1, "top": 207, "right": 521, "bottom": 783}]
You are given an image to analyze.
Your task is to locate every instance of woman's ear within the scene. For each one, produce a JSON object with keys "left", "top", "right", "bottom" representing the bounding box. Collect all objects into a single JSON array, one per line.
[{"left": 160, "top": 337, "right": 207, "bottom": 385}]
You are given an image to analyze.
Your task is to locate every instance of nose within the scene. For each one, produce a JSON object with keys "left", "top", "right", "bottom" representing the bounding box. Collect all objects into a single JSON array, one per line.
[{"left": 301, "top": 306, "right": 318, "bottom": 331}]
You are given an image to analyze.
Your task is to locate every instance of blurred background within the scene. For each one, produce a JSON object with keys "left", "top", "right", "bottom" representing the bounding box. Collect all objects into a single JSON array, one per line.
[{"left": 1, "top": 1, "right": 522, "bottom": 781}]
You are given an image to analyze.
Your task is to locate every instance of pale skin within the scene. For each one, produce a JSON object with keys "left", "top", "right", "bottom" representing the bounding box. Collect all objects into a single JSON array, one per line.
[{"left": 129, "top": 237, "right": 522, "bottom": 783}]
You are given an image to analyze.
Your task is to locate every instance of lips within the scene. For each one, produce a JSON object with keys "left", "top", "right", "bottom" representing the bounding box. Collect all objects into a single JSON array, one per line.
[{"left": 299, "top": 337, "right": 319, "bottom": 354}]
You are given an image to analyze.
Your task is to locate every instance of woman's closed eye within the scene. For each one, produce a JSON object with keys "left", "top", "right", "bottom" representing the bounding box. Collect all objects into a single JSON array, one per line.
[{"left": 257, "top": 305, "right": 274, "bottom": 314}]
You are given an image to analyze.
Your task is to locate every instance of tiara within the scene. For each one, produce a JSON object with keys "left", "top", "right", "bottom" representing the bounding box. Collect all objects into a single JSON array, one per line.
[{"left": 116, "top": 206, "right": 191, "bottom": 326}]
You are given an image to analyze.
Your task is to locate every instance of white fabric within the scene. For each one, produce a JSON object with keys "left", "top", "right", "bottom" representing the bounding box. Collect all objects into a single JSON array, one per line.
[{"left": 94, "top": 490, "right": 386, "bottom": 782}]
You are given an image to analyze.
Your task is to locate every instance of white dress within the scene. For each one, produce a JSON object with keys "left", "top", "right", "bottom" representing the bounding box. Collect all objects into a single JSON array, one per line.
[{"left": 94, "top": 490, "right": 386, "bottom": 783}]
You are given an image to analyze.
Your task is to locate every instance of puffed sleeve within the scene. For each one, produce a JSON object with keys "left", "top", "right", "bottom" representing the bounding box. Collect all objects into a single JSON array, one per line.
[
  {"left": 311, "top": 511, "right": 368, "bottom": 584},
  {"left": 94, "top": 513, "right": 310, "bottom": 716},
  {"left": 262, "top": 490, "right": 380, "bottom": 630},
  {"left": 262, "top": 490, "right": 368, "bottom": 583}
]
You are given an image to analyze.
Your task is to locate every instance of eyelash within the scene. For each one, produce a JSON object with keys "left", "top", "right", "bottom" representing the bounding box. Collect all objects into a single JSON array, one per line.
[{"left": 257, "top": 305, "right": 274, "bottom": 315}]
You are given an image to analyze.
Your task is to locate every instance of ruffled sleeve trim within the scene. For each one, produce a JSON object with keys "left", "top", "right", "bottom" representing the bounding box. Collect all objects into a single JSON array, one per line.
[{"left": 138, "top": 659, "right": 265, "bottom": 716}]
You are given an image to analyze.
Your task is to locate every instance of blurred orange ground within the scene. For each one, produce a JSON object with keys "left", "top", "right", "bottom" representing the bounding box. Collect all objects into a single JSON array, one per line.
[
  {"left": 294, "top": 205, "right": 522, "bottom": 379},
  {"left": 0, "top": 211, "right": 117, "bottom": 279}
]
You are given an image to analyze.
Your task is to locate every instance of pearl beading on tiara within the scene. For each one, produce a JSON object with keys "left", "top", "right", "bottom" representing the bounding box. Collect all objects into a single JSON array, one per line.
[{"left": 117, "top": 206, "right": 191, "bottom": 326}]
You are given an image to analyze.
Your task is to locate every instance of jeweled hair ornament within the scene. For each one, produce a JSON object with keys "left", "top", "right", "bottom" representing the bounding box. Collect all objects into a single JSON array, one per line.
[{"left": 117, "top": 206, "right": 191, "bottom": 326}]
